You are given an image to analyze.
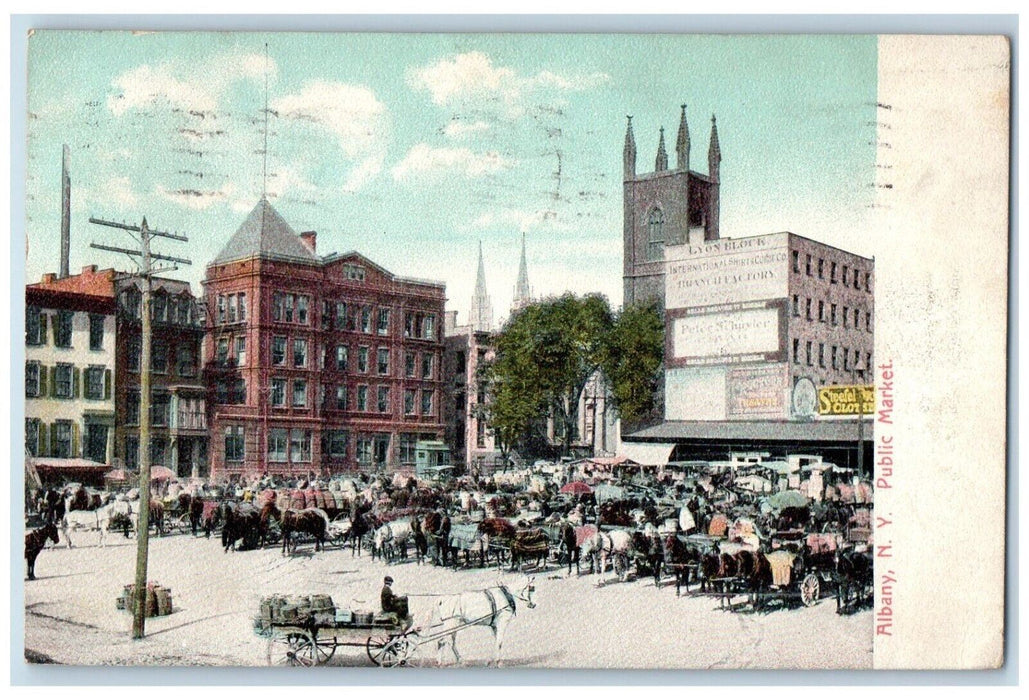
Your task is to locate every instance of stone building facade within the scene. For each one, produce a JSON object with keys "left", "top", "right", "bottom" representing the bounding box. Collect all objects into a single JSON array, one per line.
[{"left": 203, "top": 198, "right": 445, "bottom": 479}]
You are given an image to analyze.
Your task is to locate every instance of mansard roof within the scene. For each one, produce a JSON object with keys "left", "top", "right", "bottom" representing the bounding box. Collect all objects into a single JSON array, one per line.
[{"left": 211, "top": 197, "right": 319, "bottom": 266}]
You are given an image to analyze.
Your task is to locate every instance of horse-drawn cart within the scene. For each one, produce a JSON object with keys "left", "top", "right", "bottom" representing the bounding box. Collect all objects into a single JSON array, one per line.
[{"left": 260, "top": 613, "right": 417, "bottom": 667}]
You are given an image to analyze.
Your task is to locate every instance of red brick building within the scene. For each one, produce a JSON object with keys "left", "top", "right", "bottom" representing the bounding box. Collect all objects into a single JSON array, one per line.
[{"left": 203, "top": 198, "right": 446, "bottom": 479}]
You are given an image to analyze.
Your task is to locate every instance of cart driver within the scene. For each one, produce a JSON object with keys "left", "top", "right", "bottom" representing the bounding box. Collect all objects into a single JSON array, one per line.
[{"left": 381, "top": 576, "right": 398, "bottom": 615}]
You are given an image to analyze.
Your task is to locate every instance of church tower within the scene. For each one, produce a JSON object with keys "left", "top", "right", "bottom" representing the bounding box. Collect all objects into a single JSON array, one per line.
[
  {"left": 468, "top": 240, "right": 494, "bottom": 332},
  {"left": 622, "top": 104, "right": 722, "bottom": 309},
  {"left": 512, "top": 232, "right": 533, "bottom": 313}
]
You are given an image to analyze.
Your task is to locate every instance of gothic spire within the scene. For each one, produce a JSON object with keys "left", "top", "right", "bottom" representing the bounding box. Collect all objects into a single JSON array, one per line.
[
  {"left": 469, "top": 240, "right": 493, "bottom": 332},
  {"left": 708, "top": 114, "right": 721, "bottom": 179},
  {"left": 512, "top": 232, "right": 532, "bottom": 312},
  {"left": 676, "top": 104, "right": 690, "bottom": 171},
  {"left": 655, "top": 126, "right": 668, "bottom": 172},
  {"left": 623, "top": 115, "right": 636, "bottom": 179}
]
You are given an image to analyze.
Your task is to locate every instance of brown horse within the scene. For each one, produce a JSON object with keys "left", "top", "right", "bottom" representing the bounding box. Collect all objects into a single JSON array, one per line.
[
  {"left": 509, "top": 528, "right": 549, "bottom": 571},
  {"left": 25, "top": 522, "right": 59, "bottom": 580},
  {"left": 423, "top": 510, "right": 452, "bottom": 566},
  {"left": 263, "top": 503, "right": 330, "bottom": 554}
]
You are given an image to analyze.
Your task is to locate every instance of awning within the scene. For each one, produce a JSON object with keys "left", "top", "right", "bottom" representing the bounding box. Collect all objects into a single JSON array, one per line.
[{"left": 619, "top": 442, "right": 676, "bottom": 467}]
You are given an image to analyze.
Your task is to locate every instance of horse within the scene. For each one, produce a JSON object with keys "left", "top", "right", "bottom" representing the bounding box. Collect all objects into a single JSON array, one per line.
[
  {"left": 631, "top": 529, "right": 664, "bottom": 586},
  {"left": 559, "top": 521, "right": 580, "bottom": 575},
  {"left": 431, "top": 575, "right": 536, "bottom": 667},
  {"left": 508, "top": 528, "right": 549, "bottom": 571},
  {"left": 423, "top": 510, "right": 452, "bottom": 566},
  {"left": 448, "top": 522, "right": 487, "bottom": 568},
  {"left": 176, "top": 492, "right": 206, "bottom": 536},
  {"left": 835, "top": 547, "right": 874, "bottom": 614},
  {"left": 67, "top": 486, "right": 105, "bottom": 511},
  {"left": 62, "top": 500, "right": 134, "bottom": 548},
  {"left": 581, "top": 529, "right": 635, "bottom": 582},
  {"left": 409, "top": 517, "right": 428, "bottom": 565},
  {"left": 374, "top": 520, "right": 413, "bottom": 563},
  {"left": 25, "top": 522, "right": 60, "bottom": 580},
  {"left": 221, "top": 502, "right": 263, "bottom": 552},
  {"left": 280, "top": 507, "right": 330, "bottom": 554}
]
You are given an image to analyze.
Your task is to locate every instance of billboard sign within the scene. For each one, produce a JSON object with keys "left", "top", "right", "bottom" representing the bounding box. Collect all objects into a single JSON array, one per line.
[
  {"left": 669, "top": 303, "right": 785, "bottom": 365},
  {"left": 817, "top": 385, "right": 876, "bottom": 415},
  {"left": 727, "top": 364, "right": 788, "bottom": 418},
  {"left": 665, "top": 233, "right": 790, "bottom": 311}
]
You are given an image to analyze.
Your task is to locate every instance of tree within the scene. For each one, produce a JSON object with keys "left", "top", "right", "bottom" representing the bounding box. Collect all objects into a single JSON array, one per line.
[{"left": 599, "top": 301, "right": 665, "bottom": 427}]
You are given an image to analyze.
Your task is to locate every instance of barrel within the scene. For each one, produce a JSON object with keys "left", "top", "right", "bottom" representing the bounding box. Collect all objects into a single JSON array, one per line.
[
  {"left": 310, "top": 594, "right": 334, "bottom": 612},
  {"left": 156, "top": 587, "right": 173, "bottom": 616}
]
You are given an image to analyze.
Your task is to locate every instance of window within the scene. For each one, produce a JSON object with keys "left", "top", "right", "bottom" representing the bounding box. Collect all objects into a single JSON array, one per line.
[
  {"left": 842, "top": 266, "right": 849, "bottom": 285},
  {"left": 424, "top": 315, "right": 436, "bottom": 341},
  {"left": 477, "top": 421, "right": 487, "bottom": 449},
  {"left": 292, "top": 379, "right": 308, "bottom": 407},
  {"left": 854, "top": 272, "right": 861, "bottom": 290},
  {"left": 26, "top": 307, "right": 45, "bottom": 345},
  {"left": 177, "top": 345, "right": 196, "bottom": 377},
  {"left": 151, "top": 392, "right": 170, "bottom": 427},
  {"left": 235, "top": 336, "right": 247, "bottom": 367},
  {"left": 56, "top": 310, "right": 73, "bottom": 348},
  {"left": 272, "top": 292, "right": 285, "bottom": 322},
  {"left": 151, "top": 295, "right": 168, "bottom": 323},
  {"left": 399, "top": 433, "right": 418, "bottom": 464},
  {"left": 293, "top": 338, "right": 308, "bottom": 368},
  {"left": 125, "top": 436, "right": 140, "bottom": 469},
  {"left": 217, "top": 295, "right": 226, "bottom": 324},
  {"left": 647, "top": 208, "right": 665, "bottom": 261},
  {"left": 55, "top": 363, "right": 73, "bottom": 398},
  {"left": 377, "top": 386, "right": 390, "bottom": 413},
  {"left": 126, "top": 391, "right": 140, "bottom": 425},
  {"left": 89, "top": 314, "right": 105, "bottom": 350},
  {"left": 321, "top": 301, "right": 332, "bottom": 330},
  {"left": 832, "top": 346, "right": 838, "bottom": 370},
  {"left": 377, "top": 308, "right": 390, "bottom": 335},
  {"left": 866, "top": 352, "right": 872, "bottom": 373},
  {"left": 843, "top": 347, "right": 850, "bottom": 371},
  {"left": 866, "top": 311, "right": 873, "bottom": 332},
  {"left": 831, "top": 304, "right": 838, "bottom": 326},
  {"left": 327, "top": 430, "right": 348, "bottom": 458},
  {"left": 404, "top": 388, "right": 416, "bottom": 415},
  {"left": 360, "top": 306, "right": 372, "bottom": 333},
  {"left": 805, "top": 298, "right": 812, "bottom": 321},
  {"left": 297, "top": 295, "right": 309, "bottom": 325},
  {"left": 854, "top": 349, "right": 862, "bottom": 372},
  {"left": 335, "top": 302, "right": 348, "bottom": 329},
  {"left": 421, "top": 389, "right": 434, "bottom": 416},
  {"left": 152, "top": 340, "right": 168, "bottom": 373},
  {"left": 356, "top": 437, "right": 373, "bottom": 467},
  {"left": 792, "top": 251, "right": 800, "bottom": 273},
  {"left": 335, "top": 385, "right": 348, "bottom": 411},
  {"left": 357, "top": 385, "right": 368, "bottom": 411},
  {"left": 377, "top": 348, "right": 390, "bottom": 375},
  {"left": 792, "top": 339, "right": 800, "bottom": 364},
  {"left": 268, "top": 428, "right": 288, "bottom": 462},
  {"left": 272, "top": 336, "right": 286, "bottom": 365},
  {"left": 238, "top": 293, "right": 247, "bottom": 322},
  {"left": 225, "top": 426, "right": 245, "bottom": 462},
  {"left": 345, "top": 264, "right": 366, "bottom": 281},
  {"left": 357, "top": 346, "right": 369, "bottom": 373},
  {"left": 831, "top": 262, "right": 838, "bottom": 283},
  {"left": 405, "top": 352, "right": 416, "bottom": 377},
  {"left": 455, "top": 351, "right": 466, "bottom": 375},
  {"left": 805, "top": 255, "right": 812, "bottom": 276},
  {"left": 854, "top": 309, "right": 860, "bottom": 327},
  {"left": 843, "top": 306, "right": 849, "bottom": 328},
  {"left": 818, "top": 343, "right": 825, "bottom": 368},
  {"left": 229, "top": 379, "right": 246, "bottom": 405},
  {"left": 54, "top": 421, "right": 73, "bottom": 458},
  {"left": 818, "top": 258, "right": 825, "bottom": 279},
  {"left": 290, "top": 430, "right": 312, "bottom": 462},
  {"left": 421, "top": 353, "right": 434, "bottom": 379},
  {"left": 26, "top": 418, "right": 40, "bottom": 457},
  {"left": 270, "top": 379, "right": 286, "bottom": 407},
  {"left": 285, "top": 294, "right": 295, "bottom": 323},
  {"left": 150, "top": 438, "right": 167, "bottom": 466},
  {"left": 227, "top": 294, "right": 238, "bottom": 323},
  {"left": 818, "top": 301, "right": 825, "bottom": 322},
  {"left": 336, "top": 345, "right": 348, "bottom": 371},
  {"left": 217, "top": 338, "right": 229, "bottom": 366},
  {"left": 792, "top": 295, "right": 800, "bottom": 317},
  {"left": 124, "top": 289, "right": 142, "bottom": 320},
  {"left": 85, "top": 366, "right": 104, "bottom": 400},
  {"left": 805, "top": 341, "right": 813, "bottom": 367},
  {"left": 25, "top": 361, "right": 41, "bottom": 397},
  {"left": 865, "top": 272, "right": 872, "bottom": 292}
]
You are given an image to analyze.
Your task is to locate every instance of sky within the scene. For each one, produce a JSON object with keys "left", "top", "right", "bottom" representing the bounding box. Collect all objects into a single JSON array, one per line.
[{"left": 25, "top": 32, "right": 878, "bottom": 323}]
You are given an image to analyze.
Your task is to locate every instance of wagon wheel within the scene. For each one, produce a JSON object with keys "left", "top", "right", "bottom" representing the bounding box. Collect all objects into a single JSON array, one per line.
[
  {"left": 800, "top": 573, "right": 821, "bottom": 607},
  {"left": 311, "top": 634, "right": 337, "bottom": 664},
  {"left": 366, "top": 633, "right": 413, "bottom": 667},
  {"left": 267, "top": 632, "right": 319, "bottom": 667}
]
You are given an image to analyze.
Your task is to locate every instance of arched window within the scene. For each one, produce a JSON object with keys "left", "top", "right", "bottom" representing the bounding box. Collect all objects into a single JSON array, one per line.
[{"left": 647, "top": 208, "right": 665, "bottom": 261}]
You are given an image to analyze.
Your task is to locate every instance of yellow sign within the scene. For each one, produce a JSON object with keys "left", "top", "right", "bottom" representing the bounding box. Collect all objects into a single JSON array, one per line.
[{"left": 817, "top": 385, "right": 875, "bottom": 415}]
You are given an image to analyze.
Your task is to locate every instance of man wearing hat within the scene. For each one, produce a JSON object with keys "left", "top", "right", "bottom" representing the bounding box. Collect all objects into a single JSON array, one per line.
[{"left": 381, "top": 576, "right": 397, "bottom": 615}]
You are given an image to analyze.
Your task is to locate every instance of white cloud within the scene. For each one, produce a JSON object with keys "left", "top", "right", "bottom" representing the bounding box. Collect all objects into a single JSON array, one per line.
[
  {"left": 392, "top": 144, "right": 513, "bottom": 182},
  {"left": 408, "top": 51, "right": 611, "bottom": 116},
  {"left": 156, "top": 182, "right": 237, "bottom": 210},
  {"left": 101, "top": 177, "right": 140, "bottom": 208},
  {"left": 443, "top": 119, "right": 491, "bottom": 139},
  {"left": 272, "top": 81, "right": 389, "bottom": 193}
]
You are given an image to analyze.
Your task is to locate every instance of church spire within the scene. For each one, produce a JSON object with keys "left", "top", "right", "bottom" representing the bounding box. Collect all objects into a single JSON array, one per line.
[
  {"left": 623, "top": 115, "right": 636, "bottom": 180},
  {"left": 708, "top": 114, "right": 721, "bottom": 180},
  {"left": 512, "top": 232, "right": 532, "bottom": 312},
  {"left": 469, "top": 240, "right": 493, "bottom": 332},
  {"left": 676, "top": 104, "right": 690, "bottom": 171},
  {"left": 655, "top": 126, "right": 668, "bottom": 171}
]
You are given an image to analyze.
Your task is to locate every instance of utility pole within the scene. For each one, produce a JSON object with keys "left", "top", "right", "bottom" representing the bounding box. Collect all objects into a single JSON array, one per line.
[{"left": 89, "top": 216, "right": 191, "bottom": 639}]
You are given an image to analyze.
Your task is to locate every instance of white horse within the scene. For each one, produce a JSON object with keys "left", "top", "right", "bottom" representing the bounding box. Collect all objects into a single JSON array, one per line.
[
  {"left": 374, "top": 520, "right": 413, "bottom": 563},
  {"left": 581, "top": 529, "right": 635, "bottom": 581},
  {"left": 62, "top": 499, "right": 135, "bottom": 548},
  {"left": 431, "top": 575, "right": 536, "bottom": 667}
]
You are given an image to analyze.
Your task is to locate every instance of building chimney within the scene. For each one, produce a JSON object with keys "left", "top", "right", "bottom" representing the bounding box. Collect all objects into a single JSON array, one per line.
[
  {"left": 42, "top": 273, "right": 56, "bottom": 285},
  {"left": 82, "top": 264, "right": 97, "bottom": 275},
  {"left": 59, "top": 145, "right": 71, "bottom": 279},
  {"left": 300, "top": 231, "right": 317, "bottom": 253}
]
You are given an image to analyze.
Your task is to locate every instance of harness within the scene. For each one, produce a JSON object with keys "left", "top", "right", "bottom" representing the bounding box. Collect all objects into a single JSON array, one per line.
[{"left": 482, "top": 585, "right": 517, "bottom": 627}]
